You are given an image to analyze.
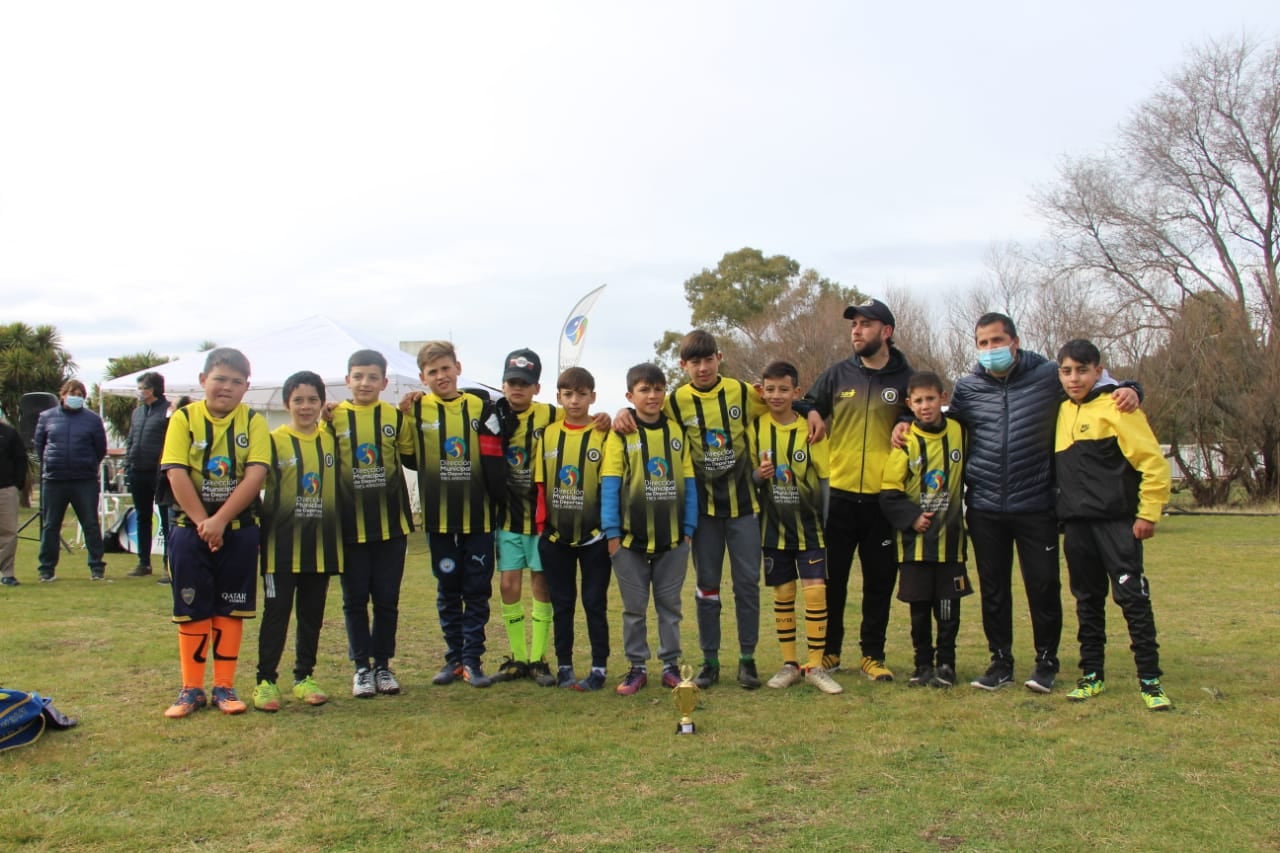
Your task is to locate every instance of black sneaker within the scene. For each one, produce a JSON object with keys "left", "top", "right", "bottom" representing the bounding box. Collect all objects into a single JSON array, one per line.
[
  {"left": 431, "top": 662, "right": 464, "bottom": 686},
  {"left": 737, "top": 660, "right": 762, "bottom": 690},
  {"left": 1024, "top": 662, "right": 1057, "bottom": 694},
  {"left": 661, "top": 665, "right": 682, "bottom": 689},
  {"left": 693, "top": 663, "right": 719, "bottom": 689},
  {"left": 529, "top": 661, "right": 556, "bottom": 687},
  {"left": 462, "top": 662, "right": 492, "bottom": 688},
  {"left": 931, "top": 664, "right": 957, "bottom": 688},
  {"left": 126, "top": 563, "right": 152, "bottom": 577},
  {"left": 555, "top": 665, "right": 576, "bottom": 688},
  {"left": 491, "top": 657, "right": 530, "bottom": 683},
  {"left": 908, "top": 664, "right": 934, "bottom": 687},
  {"left": 970, "top": 659, "right": 1014, "bottom": 690}
]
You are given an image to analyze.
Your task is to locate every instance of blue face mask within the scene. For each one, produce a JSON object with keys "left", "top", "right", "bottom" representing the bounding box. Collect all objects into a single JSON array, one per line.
[
  {"left": 978, "top": 346, "right": 1015, "bottom": 373},
  {"left": 65, "top": 395, "right": 86, "bottom": 410}
]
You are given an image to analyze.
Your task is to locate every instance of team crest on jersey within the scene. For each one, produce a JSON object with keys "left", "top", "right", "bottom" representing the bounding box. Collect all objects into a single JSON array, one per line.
[
  {"left": 774, "top": 464, "right": 795, "bottom": 485},
  {"left": 235, "top": 433, "right": 249, "bottom": 448},
  {"left": 558, "top": 465, "right": 580, "bottom": 488},
  {"left": 705, "top": 429, "right": 728, "bottom": 449},
  {"left": 324, "top": 452, "right": 335, "bottom": 467},
  {"left": 357, "top": 443, "right": 379, "bottom": 465},
  {"left": 470, "top": 418, "right": 481, "bottom": 431},
  {"left": 671, "top": 438, "right": 683, "bottom": 452},
  {"left": 793, "top": 449, "right": 807, "bottom": 463},
  {"left": 206, "top": 456, "right": 232, "bottom": 478},
  {"left": 882, "top": 388, "right": 899, "bottom": 404},
  {"left": 924, "top": 470, "right": 947, "bottom": 490},
  {"left": 949, "top": 449, "right": 962, "bottom": 462},
  {"left": 647, "top": 457, "right": 670, "bottom": 478},
  {"left": 586, "top": 448, "right": 601, "bottom": 463},
  {"left": 382, "top": 424, "right": 396, "bottom": 437},
  {"left": 444, "top": 437, "right": 467, "bottom": 458},
  {"left": 301, "top": 472, "right": 322, "bottom": 496},
  {"left": 438, "top": 557, "right": 456, "bottom": 574},
  {"left": 181, "top": 587, "right": 196, "bottom": 605},
  {"left": 533, "top": 427, "right": 544, "bottom": 440},
  {"left": 506, "top": 445, "right": 527, "bottom": 467},
  {"left": 728, "top": 405, "right": 742, "bottom": 419}
]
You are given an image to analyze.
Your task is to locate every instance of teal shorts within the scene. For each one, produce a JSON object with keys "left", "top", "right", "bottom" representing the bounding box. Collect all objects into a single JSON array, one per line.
[{"left": 497, "top": 530, "right": 543, "bottom": 572}]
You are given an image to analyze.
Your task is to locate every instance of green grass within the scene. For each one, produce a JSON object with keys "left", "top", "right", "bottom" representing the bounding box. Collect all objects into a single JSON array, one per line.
[{"left": 3, "top": 512, "right": 1278, "bottom": 851}]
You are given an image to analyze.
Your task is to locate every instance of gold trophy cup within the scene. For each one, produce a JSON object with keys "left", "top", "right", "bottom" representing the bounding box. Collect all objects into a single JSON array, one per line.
[{"left": 672, "top": 664, "right": 700, "bottom": 735}]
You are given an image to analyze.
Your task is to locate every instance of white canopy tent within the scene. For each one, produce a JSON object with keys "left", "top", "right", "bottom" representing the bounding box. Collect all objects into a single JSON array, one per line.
[{"left": 99, "top": 315, "right": 485, "bottom": 409}]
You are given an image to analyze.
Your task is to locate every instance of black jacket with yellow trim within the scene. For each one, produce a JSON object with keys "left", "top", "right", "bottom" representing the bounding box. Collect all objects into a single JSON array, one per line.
[{"left": 1053, "top": 387, "right": 1170, "bottom": 524}]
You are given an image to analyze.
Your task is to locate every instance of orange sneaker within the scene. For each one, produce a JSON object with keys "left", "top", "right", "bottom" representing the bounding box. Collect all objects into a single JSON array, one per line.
[
  {"left": 211, "top": 686, "right": 247, "bottom": 714},
  {"left": 164, "top": 687, "right": 207, "bottom": 719}
]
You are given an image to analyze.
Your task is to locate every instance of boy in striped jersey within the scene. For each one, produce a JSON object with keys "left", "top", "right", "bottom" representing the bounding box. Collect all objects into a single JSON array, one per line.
[
  {"left": 412, "top": 341, "right": 508, "bottom": 688},
  {"left": 534, "top": 367, "right": 612, "bottom": 690},
  {"left": 490, "top": 349, "right": 558, "bottom": 686},
  {"left": 603, "top": 364, "right": 698, "bottom": 696},
  {"left": 879, "top": 372, "right": 971, "bottom": 688},
  {"left": 252, "top": 371, "right": 342, "bottom": 711},
  {"left": 160, "top": 348, "right": 271, "bottom": 718},
  {"left": 331, "top": 351, "right": 416, "bottom": 699},
  {"left": 750, "top": 362, "right": 842, "bottom": 695}
]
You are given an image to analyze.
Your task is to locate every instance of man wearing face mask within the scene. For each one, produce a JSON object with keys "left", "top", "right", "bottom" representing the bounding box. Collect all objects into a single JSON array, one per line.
[
  {"left": 948, "top": 313, "right": 1139, "bottom": 693},
  {"left": 124, "top": 372, "right": 169, "bottom": 576},
  {"left": 34, "top": 379, "right": 109, "bottom": 581}
]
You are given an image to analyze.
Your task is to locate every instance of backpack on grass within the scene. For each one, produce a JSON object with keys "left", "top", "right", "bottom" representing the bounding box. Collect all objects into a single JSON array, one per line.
[{"left": 0, "top": 688, "right": 78, "bottom": 753}]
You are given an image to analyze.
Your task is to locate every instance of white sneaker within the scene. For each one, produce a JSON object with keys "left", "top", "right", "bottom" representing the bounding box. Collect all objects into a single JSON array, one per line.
[
  {"left": 766, "top": 663, "right": 804, "bottom": 689},
  {"left": 352, "top": 668, "right": 376, "bottom": 698},
  {"left": 805, "top": 667, "right": 844, "bottom": 695}
]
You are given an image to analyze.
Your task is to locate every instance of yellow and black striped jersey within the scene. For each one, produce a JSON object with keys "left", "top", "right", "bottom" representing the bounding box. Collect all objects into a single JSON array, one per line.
[
  {"left": 160, "top": 401, "right": 270, "bottom": 529},
  {"left": 879, "top": 417, "right": 967, "bottom": 563},
  {"left": 503, "top": 401, "right": 559, "bottom": 535},
  {"left": 410, "top": 392, "right": 504, "bottom": 534},
  {"left": 1055, "top": 389, "right": 1170, "bottom": 523},
  {"left": 534, "top": 421, "right": 607, "bottom": 546},
  {"left": 602, "top": 417, "right": 696, "bottom": 554},
  {"left": 750, "top": 413, "right": 829, "bottom": 551},
  {"left": 260, "top": 425, "right": 343, "bottom": 575},
  {"left": 328, "top": 400, "right": 415, "bottom": 544},
  {"left": 807, "top": 349, "right": 912, "bottom": 495},
  {"left": 665, "top": 377, "right": 764, "bottom": 518}
]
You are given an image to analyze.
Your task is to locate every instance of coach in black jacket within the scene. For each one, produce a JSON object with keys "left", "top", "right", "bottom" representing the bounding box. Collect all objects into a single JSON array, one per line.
[
  {"left": 949, "top": 313, "right": 1138, "bottom": 693},
  {"left": 124, "top": 371, "right": 168, "bottom": 575}
]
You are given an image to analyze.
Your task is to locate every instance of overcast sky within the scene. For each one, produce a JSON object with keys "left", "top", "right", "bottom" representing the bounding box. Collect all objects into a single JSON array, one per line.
[{"left": 1, "top": 2, "right": 1274, "bottom": 413}]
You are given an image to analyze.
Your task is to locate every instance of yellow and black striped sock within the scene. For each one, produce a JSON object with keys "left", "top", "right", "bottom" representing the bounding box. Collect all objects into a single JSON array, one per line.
[
  {"left": 773, "top": 582, "right": 797, "bottom": 666},
  {"left": 804, "top": 583, "right": 828, "bottom": 671}
]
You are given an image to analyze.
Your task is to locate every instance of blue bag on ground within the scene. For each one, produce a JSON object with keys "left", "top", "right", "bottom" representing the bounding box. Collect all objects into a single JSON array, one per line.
[{"left": 0, "top": 688, "right": 78, "bottom": 752}]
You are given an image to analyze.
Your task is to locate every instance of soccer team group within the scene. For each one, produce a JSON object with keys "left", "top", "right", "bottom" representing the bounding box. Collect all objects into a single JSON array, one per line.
[{"left": 157, "top": 298, "right": 1175, "bottom": 719}]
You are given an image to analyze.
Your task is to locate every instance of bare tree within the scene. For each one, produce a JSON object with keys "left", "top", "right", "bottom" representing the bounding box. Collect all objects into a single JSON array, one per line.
[{"left": 1037, "top": 36, "right": 1280, "bottom": 500}]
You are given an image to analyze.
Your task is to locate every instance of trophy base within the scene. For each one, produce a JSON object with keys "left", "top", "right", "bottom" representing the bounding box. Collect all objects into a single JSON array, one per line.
[{"left": 676, "top": 720, "right": 696, "bottom": 735}]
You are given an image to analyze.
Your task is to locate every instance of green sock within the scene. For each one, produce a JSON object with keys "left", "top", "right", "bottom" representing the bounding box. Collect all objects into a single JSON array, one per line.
[
  {"left": 704, "top": 656, "right": 720, "bottom": 668},
  {"left": 502, "top": 601, "right": 527, "bottom": 662},
  {"left": 530, "top": 599, "right": 553, "bottom": 663}
]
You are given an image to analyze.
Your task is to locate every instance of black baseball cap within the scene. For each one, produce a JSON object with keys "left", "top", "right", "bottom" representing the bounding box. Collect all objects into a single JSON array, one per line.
[
  {"left": 502, "top": 349, "right": 542, "bottom": 384},
  {"left": 843, "top": 298, "right": 896, "bottom": 328}
]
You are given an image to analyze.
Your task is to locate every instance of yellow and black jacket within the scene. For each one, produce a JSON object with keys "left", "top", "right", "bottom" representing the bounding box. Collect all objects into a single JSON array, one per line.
[
  {"left": 1054, "top": 387, "right": 1170, "bottom": 523},
  {"left": 806, "top": 348, "right": 912, "bottom": 496}
]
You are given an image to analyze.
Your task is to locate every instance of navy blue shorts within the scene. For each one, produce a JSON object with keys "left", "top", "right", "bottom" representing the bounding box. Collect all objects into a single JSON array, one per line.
[
  {"left": 169, "top": 525, "right": 259, "bottom": 622},
  {"left": 763, "top": 548, "right": 827, "bottom": 586}
]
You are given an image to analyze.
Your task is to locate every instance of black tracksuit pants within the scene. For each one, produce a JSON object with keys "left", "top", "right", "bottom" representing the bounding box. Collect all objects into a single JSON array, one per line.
[
  {"left": 257, "top": 571, "right": 332, "bottom": 683},
  {"left": 824, "top": 493, "right": 898, "bottom": 662},
  {"left": 539, "top": 536, "right": 612, "bottom": 669},
  {"left": 1063, "top": 519, "right": 1161, "bottom": 680}
]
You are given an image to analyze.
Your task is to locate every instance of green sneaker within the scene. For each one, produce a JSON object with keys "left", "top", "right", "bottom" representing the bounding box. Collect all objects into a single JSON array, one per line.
[
  {"left": 1140, "top": 678, "right": 1172, "bottom": 711},
  {"left": 1066, "top": 673, "right": 1105, "bottom": 702},
  {"left": 252, "top": 679, "right": 283, "bottom": 712},
  {"left": 293, "top": 675, "right": 329, "bottom": 706}
]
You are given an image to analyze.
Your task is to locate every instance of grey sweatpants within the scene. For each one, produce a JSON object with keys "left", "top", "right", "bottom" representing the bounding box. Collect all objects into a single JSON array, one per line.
[{"left": 612, "top": 542, "right": 690, "bottom": 667}]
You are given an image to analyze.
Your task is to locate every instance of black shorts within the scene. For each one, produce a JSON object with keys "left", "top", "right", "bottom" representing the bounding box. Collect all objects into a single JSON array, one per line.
[
  {"left": 764, "top": 548, "right": 827, "bottom": 587},
  {"left": 896, "top": 561, "right": 972, "bottom": 604},
  {"left": 169, "top": 525, "right": 259, "bottom": 622}
]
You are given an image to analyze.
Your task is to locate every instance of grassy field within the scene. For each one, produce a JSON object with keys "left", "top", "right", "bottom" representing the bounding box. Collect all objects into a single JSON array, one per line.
[{"left": 2, "top": 511, "right": 1277, "bottom": 852}]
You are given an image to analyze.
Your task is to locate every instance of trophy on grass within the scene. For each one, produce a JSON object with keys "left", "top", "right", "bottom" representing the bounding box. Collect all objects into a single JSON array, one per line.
[{"left": 672, "top": 664, "right": 700, "bottom": 735}]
